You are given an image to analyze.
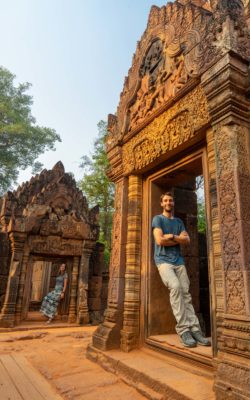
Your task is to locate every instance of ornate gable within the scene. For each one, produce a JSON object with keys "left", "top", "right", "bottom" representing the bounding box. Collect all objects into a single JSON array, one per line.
[
  {"left": 0, "top": 162, "right": 99, "bottom": 241},
  {"left": 106, "top": 0, "right": 250, "bottom": 150}
]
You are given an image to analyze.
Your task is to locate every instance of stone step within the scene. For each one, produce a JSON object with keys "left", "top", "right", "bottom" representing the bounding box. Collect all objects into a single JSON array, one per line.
[{"left": 87, "top": 344, "right": 215, "bottom": 400}]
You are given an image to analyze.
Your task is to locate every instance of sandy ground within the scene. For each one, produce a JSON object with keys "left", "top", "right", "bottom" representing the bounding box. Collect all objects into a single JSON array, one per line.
[{"left": 0, "top": 325, "right": 147, "bottom": 400}]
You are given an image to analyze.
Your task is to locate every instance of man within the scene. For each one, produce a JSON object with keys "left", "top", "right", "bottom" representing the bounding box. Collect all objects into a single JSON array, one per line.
[{"left": 152, "top": 192, "right": 210, "bottom": 348}]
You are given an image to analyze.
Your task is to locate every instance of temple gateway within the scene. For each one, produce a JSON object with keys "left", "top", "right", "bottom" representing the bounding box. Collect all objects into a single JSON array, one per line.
[
  {"left": 88, "top": 1, "right": 250, "bottom": 399},
  {"left": 0, "top": 162, "right": 108, "bottom": 327}
]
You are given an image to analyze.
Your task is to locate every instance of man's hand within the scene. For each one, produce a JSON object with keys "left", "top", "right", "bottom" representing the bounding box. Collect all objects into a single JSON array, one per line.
[
  {"left": 163, "top": 234, "right": 175, "bottom": 240},
  {"left": 153, "top": 228, "right": 177, "bottom": 246},
  {"left": 174, "top": 231, "right": 190, "bottom": 245}
]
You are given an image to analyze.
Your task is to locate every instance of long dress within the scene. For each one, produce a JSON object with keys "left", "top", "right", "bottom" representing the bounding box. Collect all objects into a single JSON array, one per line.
[{"left": 40, "top": 272, "right": 68, "bottom": 319}]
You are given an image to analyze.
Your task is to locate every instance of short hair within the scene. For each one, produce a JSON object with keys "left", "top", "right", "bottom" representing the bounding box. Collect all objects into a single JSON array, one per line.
[{"left": 160, "top": 192, "right": 173, "bottom": 202}]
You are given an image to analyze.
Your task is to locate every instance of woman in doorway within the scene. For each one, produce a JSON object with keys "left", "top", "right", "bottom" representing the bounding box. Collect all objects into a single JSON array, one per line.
[{"left": 40, "top": 263, "right": 68, "bottom": 324}]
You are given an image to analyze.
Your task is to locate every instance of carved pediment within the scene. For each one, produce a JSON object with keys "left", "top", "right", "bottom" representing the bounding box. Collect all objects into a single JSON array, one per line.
[
  {"left": 1, "top": 162, "right": 99, "bottom": 241},
  {"left": 106, "top": 0, "right": 250, "bottom": 149}
]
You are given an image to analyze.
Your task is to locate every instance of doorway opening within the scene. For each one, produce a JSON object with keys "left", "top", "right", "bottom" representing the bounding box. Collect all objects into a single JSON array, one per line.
[
  {"left": 144, "top": 153, "right": 212, "bottom": 364},
  {"left": 24, "top": 257, "right": 72, "bottom": 322}
]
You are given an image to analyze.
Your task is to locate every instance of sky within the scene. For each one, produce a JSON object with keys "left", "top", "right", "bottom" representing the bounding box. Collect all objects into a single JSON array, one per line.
[{"left": 0, "top": 0, "right": 166, "bottom": 187}]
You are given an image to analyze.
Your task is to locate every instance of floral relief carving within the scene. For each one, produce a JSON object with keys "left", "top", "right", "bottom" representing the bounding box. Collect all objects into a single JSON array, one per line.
[
  {"left": 122, "top": 85, "right": 209, "bottom": 174},
  {"left": 214, "top": 123, "right": 249, "bottom": 315},
  {"left": 108, "top": 180, "right": 123, "bottom": 304},
  {"left": 226, "top": 270, "right": 245, "bottom": 314}
]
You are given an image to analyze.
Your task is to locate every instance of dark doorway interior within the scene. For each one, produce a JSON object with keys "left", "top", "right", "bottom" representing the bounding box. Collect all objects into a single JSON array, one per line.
[
  {"left": 147, "top": 156, "right": 211, "bottom": 358},
  {"left": 26, "top": 257, "right": 72, "bottom": 321}
]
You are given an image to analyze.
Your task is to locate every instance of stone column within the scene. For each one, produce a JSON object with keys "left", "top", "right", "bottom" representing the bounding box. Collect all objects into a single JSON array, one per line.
[
  {"left": 0, "top": 232, "right": 26, "bottom": 327},
  {"left": 92, "top": 177, "right": 128, "bottom": 350},
  {"left": 77, "top": 241, "right": 95, "bottom": 324},
  {"left": 120, "top": 175, "right": 142, "bottom": 352},
  {"left": 206, "top": 127, "right": 224, "bottom": 351},
  {"left": 68, "top": 256, "right": 79, "bottom": 323},
  {"left": 15, "top": 243, "right": 30, "bottom": 323},
  {"left": 202, "top": 53, "right": 250, "bottom": 400}
]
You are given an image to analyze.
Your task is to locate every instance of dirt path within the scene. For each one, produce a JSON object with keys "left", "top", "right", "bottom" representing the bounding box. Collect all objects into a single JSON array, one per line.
[{"left": 0, "top": 326, "right": 147, "bottom": 400}]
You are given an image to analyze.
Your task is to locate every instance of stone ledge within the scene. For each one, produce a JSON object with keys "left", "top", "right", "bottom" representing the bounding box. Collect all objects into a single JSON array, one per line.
[{"left": 86, "top": 344, "right": 215, "bottom": 400}]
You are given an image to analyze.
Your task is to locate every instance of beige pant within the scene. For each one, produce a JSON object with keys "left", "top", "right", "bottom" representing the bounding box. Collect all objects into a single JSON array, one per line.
[{"left": 157, "top": 263, "right": 200, "bottom": 336}]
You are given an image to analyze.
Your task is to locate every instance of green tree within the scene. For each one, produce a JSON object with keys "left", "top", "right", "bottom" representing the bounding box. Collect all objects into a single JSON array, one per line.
[
  {"left": 0, "top": 66, "right": 61, "bottom": 194},
  {"left": 196, "top": 176, "right": 206, "bottom": 234},
  {"left": 79, "top": 120, "right": 114, "bottom": 262},
  {"left": 197, "top": 202, "right": 206, "bottom": 233}
]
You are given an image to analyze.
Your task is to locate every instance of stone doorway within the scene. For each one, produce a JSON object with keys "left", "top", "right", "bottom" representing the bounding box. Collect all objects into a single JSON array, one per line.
[
  {"left": 142, "top": 150, "right": 213, "bottom": 362},
  {"left": 23, "top": 256, "right": 73, "bottom": 322}
]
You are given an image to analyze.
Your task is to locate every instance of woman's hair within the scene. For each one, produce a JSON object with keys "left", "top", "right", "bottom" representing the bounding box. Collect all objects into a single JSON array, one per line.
[{"left": 58, "top": 263, "right": 66, "bottom": 274}]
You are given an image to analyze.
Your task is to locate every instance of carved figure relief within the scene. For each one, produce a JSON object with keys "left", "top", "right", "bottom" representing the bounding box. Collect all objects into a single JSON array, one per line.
[
  {"left": 106, "top": 0, "right": 250, "bottom": 153},
  {"left": 127, "top": 32, "right": 192, "bottom": 133}
]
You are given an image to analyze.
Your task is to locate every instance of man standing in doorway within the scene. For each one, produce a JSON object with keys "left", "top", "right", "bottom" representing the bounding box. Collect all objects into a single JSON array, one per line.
[{"left": 152, "top": 192, "right": 210, "bottom": 348}]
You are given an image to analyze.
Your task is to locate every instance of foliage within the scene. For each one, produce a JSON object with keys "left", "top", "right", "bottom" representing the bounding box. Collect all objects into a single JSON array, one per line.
[
  {"left": 79, "top": 120, "right": 114, "bottom": 263},
  {"left": 196, "top": 175, "right": 206, "bottom": 234},
  {"left": 0, "top": 66, "right": 61, "bottom": 194},
  {"left": 197, "top": 202, "right": 206, "bottom": 234}
]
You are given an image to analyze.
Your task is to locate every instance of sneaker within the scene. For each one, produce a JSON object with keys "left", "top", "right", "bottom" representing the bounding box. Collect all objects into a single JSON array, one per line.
[
  {"left": 180, "top": 331, "right": 197, "bottom": 348},
  {"left": 191, "top": 331, "right": 211, "bottom": 346}
]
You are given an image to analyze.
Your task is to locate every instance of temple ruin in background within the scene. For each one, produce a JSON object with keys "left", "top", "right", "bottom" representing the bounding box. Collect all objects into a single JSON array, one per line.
[
  {"left": 0, "top": 162, "right": 108, "bottom": 327},
  {"left": 88, "top": 0, "right": 250, "bottom": 399}
]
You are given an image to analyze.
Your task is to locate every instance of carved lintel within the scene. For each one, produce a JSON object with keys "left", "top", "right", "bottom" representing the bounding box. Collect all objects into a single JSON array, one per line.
[{"left": 122, "top": 85, "right": 209, "bottom": 174}]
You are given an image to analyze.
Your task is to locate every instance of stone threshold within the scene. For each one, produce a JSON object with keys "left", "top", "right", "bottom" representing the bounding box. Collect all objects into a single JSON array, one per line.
[
  {"left": 87, "top": 344, "right": 215, "bottom": 400},
  {"left": 0, "top": 322, "right": 82, "bottom": 333}
]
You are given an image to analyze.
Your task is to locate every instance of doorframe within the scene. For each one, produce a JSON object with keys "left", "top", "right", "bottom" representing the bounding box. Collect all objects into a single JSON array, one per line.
[
  {"left": 140, "top": 146, "right": 216, "bottom": 366},
  {"left": 22, "top": 255, "right": 73, "bottom": 321}
]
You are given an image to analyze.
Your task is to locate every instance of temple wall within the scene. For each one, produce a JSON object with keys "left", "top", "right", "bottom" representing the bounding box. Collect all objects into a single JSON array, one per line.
[{"left": 0, "top": 232, "right": 11, "bottom": 310}]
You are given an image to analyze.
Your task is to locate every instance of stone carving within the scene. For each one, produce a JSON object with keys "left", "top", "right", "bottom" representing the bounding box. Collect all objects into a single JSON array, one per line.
[
  {"left": 122, "top": 86, "right": 209, "bottom": 174},
  {"left": 121, "top": 175, "right": 142, "bottom": 352},
  {"left": 226, "top": 270, "right": 245, "bottom": 314},
  {"left": 123, "top": 26, "right": 201, "bottom": 135},
  {"left": 106, "top": 0, "right": 250, "bottom": 146},
  {"left": 212, "top": 123, "right": 249, "bottom": 315},
  {"left": 108, "top": 180, "right": 123, "bottom": 304},
  {"left": 92, "top": 178, "right": 127, "bottom": 350}
]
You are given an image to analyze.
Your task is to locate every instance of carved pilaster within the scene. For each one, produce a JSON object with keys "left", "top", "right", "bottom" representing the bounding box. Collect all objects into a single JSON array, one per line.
[
  {"left": 206, "top": 128, "right": 224, "bottom": 350},
  {"left": 92, "top": 177, "right": 128, "bottom": 350},
  {"left": 202, "top": 52, "right": 250, "bottom": 400},
  {"left": 68, "top": 256, "right": 79, "bottom": 323},
  {"left": 15, "top": 244, "right": 30, "bottom": 323},
  {"left": 77, "top": 240, "right": 95, "bottom": 324},
  {"left": 0, "top": 232, "right": 26, "bottom": 327},
  {"left": 120, "top": 175, "right": 142, "bottom": 352}
]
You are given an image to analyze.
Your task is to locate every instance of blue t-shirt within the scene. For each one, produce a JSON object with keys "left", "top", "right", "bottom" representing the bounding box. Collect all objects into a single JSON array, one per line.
[{"left": 152, "top": 214, "right": 186, "bottom": 266}]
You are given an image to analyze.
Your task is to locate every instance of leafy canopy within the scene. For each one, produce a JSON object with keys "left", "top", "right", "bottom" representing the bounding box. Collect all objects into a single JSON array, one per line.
[
  {"left": 79, "top": 121, "right": 114, "bottom": 262},
  {"left": 0, "top": 66, "right": 61, "bottom": 194}
]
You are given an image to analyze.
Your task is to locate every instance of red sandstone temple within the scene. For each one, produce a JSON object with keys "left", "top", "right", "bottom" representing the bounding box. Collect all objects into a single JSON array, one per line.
[
  {"left": 0, "top": 162, "right": 108, "bottom": 327},
  {"left": 87, "top": 1, "right": 250, "bottom": 399}
]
